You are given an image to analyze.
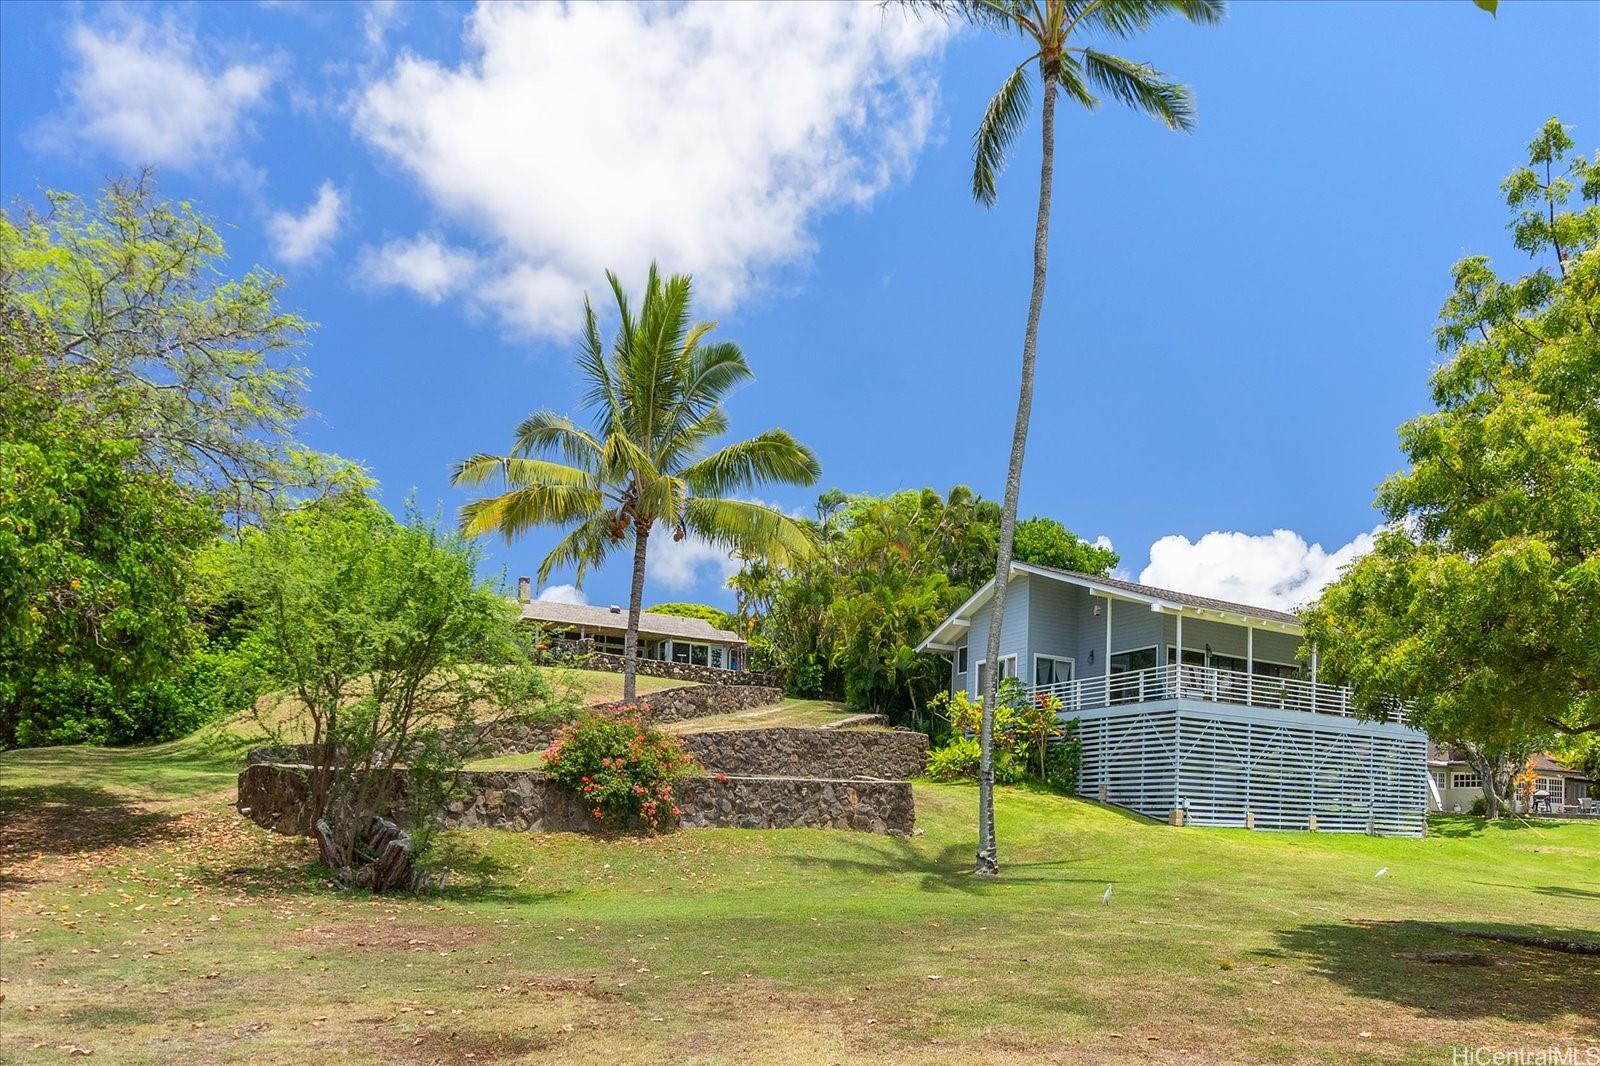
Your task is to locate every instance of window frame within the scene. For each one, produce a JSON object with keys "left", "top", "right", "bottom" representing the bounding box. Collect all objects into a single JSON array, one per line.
[
  {"left": 973, "top": 654, "right": 1017, "bottom": 695},
  {"left": 956, "top": 646, "right": 968, "bottom": 675},
  {"left": 1032, "top": 653, "right": 1075, "bottom": 688},
  {"left": 1451, "top": 771, "right": 1483, "bottom": 790}
]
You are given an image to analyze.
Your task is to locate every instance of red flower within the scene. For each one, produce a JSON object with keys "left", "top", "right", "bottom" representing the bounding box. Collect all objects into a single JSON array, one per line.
[{"left": 714, "top": 772, "right": 728, "bottom": 783}]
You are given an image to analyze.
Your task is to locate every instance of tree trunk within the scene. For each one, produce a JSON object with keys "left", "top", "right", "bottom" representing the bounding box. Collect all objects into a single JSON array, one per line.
[
  {"left": 976, "top": 74, "right": 1058, "bottom": 877},
  {"left": 622, "top": 521, "right": 651, "bottom": 703},
  {"left": 1465, "top": 748, "right": 1501, "bottom": 818}
]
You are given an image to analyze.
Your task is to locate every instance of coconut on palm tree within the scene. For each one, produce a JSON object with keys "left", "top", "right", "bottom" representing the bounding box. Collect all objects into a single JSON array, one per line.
[
  {"left": 453, "top": 265, "right": 821, "bottom": 701},
  {"left": 941, "top": 0, "right": 1223, "bottom": 875}
]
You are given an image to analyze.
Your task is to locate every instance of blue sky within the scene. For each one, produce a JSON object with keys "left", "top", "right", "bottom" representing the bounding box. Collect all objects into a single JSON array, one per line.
[{"left": 3, "top": 0, "right": 1596, "bottom": 613}]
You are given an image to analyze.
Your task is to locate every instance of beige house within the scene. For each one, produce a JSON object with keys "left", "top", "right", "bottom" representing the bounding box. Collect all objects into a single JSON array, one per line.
[
  {"left": 1428, "top": 743, "right": 1595, "bottom": 816},
  {"left": 516, "top": 587, "right": 747, "bottom": 672}
]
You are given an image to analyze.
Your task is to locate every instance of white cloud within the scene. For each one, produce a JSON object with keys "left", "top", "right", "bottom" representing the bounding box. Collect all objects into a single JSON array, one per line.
[
  {"left": 58, "top": 13, "right": 273, "bottom": 168},
  {"left": 1137, "top": 527, "right": 1381, "bottom": 613},
  {"left": 536, "top": 583, "right": 587, "bottom": 605},
  {"left": 361, "top": 234, "right": 479, "bottom": 302},
  {"left": 268, "top": 181, "right": 344, "bottom": 263},
  {"left": 353, "top": 1, "right": 950, "bottom": 335},
  {"left": 648, "top": 533, "right": 742, "bottom": 593},
  {"left": 365, "top": 0, "right": 403, "bottom": 49}
]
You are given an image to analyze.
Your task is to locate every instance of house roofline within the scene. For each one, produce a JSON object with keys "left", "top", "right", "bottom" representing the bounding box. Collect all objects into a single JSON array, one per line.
[{"left": 915, "top": 562, "right": 1304, "bottom": 653}]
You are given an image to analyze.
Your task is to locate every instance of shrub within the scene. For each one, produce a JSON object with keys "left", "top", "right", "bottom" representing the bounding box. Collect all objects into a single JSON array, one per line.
[
  {"left": 924, "top": 737, "right": 1023, "bottom": 785},
  {"left": 543, "top": 707, "right": 700, "bottom": 831},
  {"left": 1469, "top": 797, "right": 1488, "bottom": 817},
  {"left": 1045, "top": 721, "right": 1082, "bottom": 793},
  {"left": 927, "top": 679, "right": 1068, "bottom": 783}
]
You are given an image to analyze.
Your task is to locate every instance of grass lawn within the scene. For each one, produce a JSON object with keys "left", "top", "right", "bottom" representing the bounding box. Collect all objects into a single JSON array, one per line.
[
  {"left": 2, "top": 734, "right": 1596, "bottom": 1064},
  {"left": 663, "top": 698, "right": 864, "bottom": 734}
]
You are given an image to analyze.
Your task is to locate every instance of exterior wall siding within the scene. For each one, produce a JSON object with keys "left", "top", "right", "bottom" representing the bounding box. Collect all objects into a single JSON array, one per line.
[{"left": 965, "top": 575, "right": 1031, "bottom": 697}]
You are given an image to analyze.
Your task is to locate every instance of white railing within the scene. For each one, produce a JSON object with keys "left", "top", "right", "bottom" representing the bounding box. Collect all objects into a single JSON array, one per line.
[{"left": 1031, "top": 663, "right": 1409, "bottom": 725}]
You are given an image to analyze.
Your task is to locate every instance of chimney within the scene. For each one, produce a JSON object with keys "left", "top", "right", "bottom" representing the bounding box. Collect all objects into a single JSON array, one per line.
[
  {"left": 517, "top": 576, "right": 531, "bottom": 604},
  {"left": 608, "top": 604, "right": 622, "bottom": 614}
]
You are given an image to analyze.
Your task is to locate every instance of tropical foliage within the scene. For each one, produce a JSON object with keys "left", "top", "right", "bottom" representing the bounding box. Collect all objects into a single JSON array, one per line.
[
  {"left": 1303, "top": 119, "right": 1599, "bottom": 816},
  {"left": 0, "top": 178, "right": 346, "bottom": 747},
  {"left": 730, "top": 486, "right": 1116, "bottom": 718},
  {"left": 645, "top": 602, "right": 739, "bottom": 632},
  {"left": 230, "top": 493, "right": 563, "bottom": 887},
  {"left": 453, "top": 266, "right": 819, "bottom": 701},
  {"left": 938, "top": 0, "right": 1223, "bottom": 875},
  {"left": 543, "top": 706, "right": 700, "bottom": 832}
]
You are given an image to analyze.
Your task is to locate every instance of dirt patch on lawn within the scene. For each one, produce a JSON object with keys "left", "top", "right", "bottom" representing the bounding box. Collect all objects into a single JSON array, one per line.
[{"left": 382, "top": 1027, "right": 550, "bottom": 1063}]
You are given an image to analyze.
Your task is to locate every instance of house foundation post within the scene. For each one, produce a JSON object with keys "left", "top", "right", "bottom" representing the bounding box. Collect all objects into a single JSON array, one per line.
[
  {"left": 1307, "top": 814, "right": 1318, "bottom": 832},
  {"left": 1244, "top": 811, "right": 1255, "bottom": 830},
  {"left": 1168, "top": 807, "right": 1185, "bottom": 827}
]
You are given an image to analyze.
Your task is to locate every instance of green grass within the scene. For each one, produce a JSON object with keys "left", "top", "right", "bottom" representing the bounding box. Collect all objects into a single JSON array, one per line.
[
  {"left": 663, "top": 697, "right": 862, "bottom": 733},
  {"left": 2, "top": 737, "right": 1596, "bottom": 1064}
]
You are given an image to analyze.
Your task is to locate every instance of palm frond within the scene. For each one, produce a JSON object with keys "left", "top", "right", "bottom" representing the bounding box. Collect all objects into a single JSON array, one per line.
[
  {"left": 972, "top": 62, "right": 1034, "bottom": 206},
  {"left": 906, "top": 0, "right": 1033, "bottom": 34},
  {"left": 686, "top": 497, "right": 818, "bottom": 568},
  {"left": 450, "top": 453, "right": 595, "bottom": 490},
  {"left": 457, "top": 480, "right": 606, "bottom": 540},
  {"left": 536, "top": 513, "right": 617, "bottom": 587},
  {"left": 1082, "top": 0, "right": 1225, "bottom": 37},
  {"left": 576, "top": 294, "right": 617, "bottom": 424},
  {"left": 512, "top": 410, "right": 603, "bottom": 468},
  {"left": 681, "top": 430, "right": 822, "bottom": 497},
  {"left": 1078, "top": 48, "right": 1195, "bottom": 131}
]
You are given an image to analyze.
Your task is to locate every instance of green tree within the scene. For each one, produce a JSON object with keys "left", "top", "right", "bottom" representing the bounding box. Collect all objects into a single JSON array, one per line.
[
  {"left": 644, "top": 602, "right": 739, "bottom": 632},
  {"left": 736, "top": 486, "right": 1115, "bottom": 716},
  {"left": 1, "top": 174, "right": 344, "bottom": 520},
  {"left": 453, "top": 266, "right": 820, "bottom": 701},
  {"left": 934, "top": 0, "right": 1221, "bottom": 875},
  {"left": 0, "top": 308, "right": 221, "bottom": 746},
  {"left": 1013, "top": 516, "right": 1120, "bottom": 573},
  {"left": 230, "top": 493, "right": 560, "bottom": 890},
  {"left": 1303, "top": 120, "right": 1599, "bottom": 816}
]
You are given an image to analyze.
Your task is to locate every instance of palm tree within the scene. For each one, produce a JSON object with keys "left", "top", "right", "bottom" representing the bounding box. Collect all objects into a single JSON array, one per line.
[
  {"left": 940, "top": 0, "right": 1223, "bottom": 875},
  {"left": 453, "top": 265, "right": 821, "bottom": 701}
]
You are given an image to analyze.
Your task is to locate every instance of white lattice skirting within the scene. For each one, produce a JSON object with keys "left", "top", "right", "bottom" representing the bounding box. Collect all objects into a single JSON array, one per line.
[{"left": 1074, "top": 700, "right": 1429, "bottom": 838}]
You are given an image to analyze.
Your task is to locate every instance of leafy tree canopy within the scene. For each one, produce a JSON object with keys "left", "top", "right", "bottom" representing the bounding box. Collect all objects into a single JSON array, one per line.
[
  {"left": 0, "top": 308, "right": 221, "bottom": 745},
  {"left": 644, "top": 602, "right": 738, "bottom": 632},
  {"left": 734, "top": 486, "right": 1113, "bottom": 716},
  {"left": 1, "top": 174, "right": 350, "bottom": 520},
  {"left": 1013, "top": 516, "right": 1119, "bottom": 574},
  {"left": 1304, "top": 120, "right": 1599, "bottom": 775}
]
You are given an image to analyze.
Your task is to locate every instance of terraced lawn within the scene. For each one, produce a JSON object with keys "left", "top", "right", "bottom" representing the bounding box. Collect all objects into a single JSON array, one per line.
[{"left": 1, "top": 730, "right": 1596, "bottom": 1064}]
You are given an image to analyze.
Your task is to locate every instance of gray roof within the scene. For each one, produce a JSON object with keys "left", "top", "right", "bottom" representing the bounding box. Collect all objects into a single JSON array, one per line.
[
  {"left": 517, "top": 599, "right": 744, "bottom": 644},
  {"left": 1025, "top": 563, "right": 1303, "bottom": 625}
]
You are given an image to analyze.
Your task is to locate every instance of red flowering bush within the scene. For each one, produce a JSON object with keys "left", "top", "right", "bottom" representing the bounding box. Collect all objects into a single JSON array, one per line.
[{"left": 542, "top": 706, "right": 699, "bottom": 831}]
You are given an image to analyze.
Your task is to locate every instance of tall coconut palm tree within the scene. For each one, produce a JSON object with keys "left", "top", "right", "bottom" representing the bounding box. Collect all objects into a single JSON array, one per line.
[
  {"left": 453, "top": 265, "right": 821, "bottom": 701},
  {"left": 939, "top": 0, "right": 1223, "bottom": 875}
]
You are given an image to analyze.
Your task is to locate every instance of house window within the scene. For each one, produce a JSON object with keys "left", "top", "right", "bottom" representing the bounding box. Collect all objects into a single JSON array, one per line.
[
  {"left": 1534, "top": 776, "right": 1560, "bottom": 796},
  {"left": 671, "top": 642, "right": 690, "bottom": 664},
  {"left": 974, "top": 655, "right": 1016, "bottom": 697},
  {"left": 1451, "top": 771, "right": 1482, "bottom": 790},
  {"left": 1110, "top": 648, "right": 1158, "bottom": 674},
  {"left": 1034, "top": 655, "right": 1074, "bottom": 688},
  {"left": 690, "top": 644, "right": 709, "bottom": 667},
  {"left": 956, "top": 646, "right": 968, "bottom": 674},
  {"left": 710, "top": 647, "right": 724, "bottom": 669}
]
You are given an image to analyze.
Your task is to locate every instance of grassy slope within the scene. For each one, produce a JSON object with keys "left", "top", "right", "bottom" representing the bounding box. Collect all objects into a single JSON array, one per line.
[{"left": 1, "top": 735, "right": 1596, "bottom": 1064}]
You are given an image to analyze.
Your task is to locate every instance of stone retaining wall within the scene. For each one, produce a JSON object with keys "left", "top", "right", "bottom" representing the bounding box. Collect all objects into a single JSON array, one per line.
[
  {"left": 237, "top": 764, "right": 913, "bottom": 837},
  {"left": 467, "top": 684, "right": 784, "bottom": 759},
  {"left": 683, "top": 727, "right": 928, "bottom": 780},
  {"left": 598, "top": 684, "right": 783, "bottom": 723},
  {"left": 573, "top": 651, "right": 779, "bottom": 689}
]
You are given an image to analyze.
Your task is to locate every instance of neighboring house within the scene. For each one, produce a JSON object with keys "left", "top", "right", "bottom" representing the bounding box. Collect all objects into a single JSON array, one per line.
[
  {"left": 516, "top": 583, "right": 746, "bottom": 672},
  {"left": 918, "top": 562, "right": 1430, "bottom": 837},
  {"left": 1428, "top": 743, "right": 1596, "bottom": 816}
]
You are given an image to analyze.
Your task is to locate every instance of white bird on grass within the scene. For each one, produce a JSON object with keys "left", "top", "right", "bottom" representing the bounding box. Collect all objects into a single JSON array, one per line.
[
  {"left": 1102, "top": 883, "right": 1114, "bottom": 905},
  {"left": 1374, "top": 868, "right": 1388, "bottom": 879}
]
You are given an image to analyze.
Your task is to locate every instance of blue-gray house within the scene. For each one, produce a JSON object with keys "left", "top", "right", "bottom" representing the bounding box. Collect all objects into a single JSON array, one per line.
[{"left": 917, "top": 562, "right": 1429, "bottom": 836}]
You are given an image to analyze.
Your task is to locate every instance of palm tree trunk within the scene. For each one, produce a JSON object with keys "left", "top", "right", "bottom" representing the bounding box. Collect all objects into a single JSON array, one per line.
[
  {"left": 976, "top": 74, "right": 1058, "bottom": 877},
  {"left": 622, "top": 521, "right": 651, "bottom": 703}
]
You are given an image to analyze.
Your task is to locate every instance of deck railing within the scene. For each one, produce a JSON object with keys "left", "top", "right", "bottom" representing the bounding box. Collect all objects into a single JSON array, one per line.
[{"left": 1031, "top": 663, "right": 1409, "bottom": 725}]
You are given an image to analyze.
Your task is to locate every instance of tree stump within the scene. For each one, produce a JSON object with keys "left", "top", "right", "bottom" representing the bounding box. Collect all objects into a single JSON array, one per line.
[{"left": 315, "top": 816, "right": 417, "bottom": 893}]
